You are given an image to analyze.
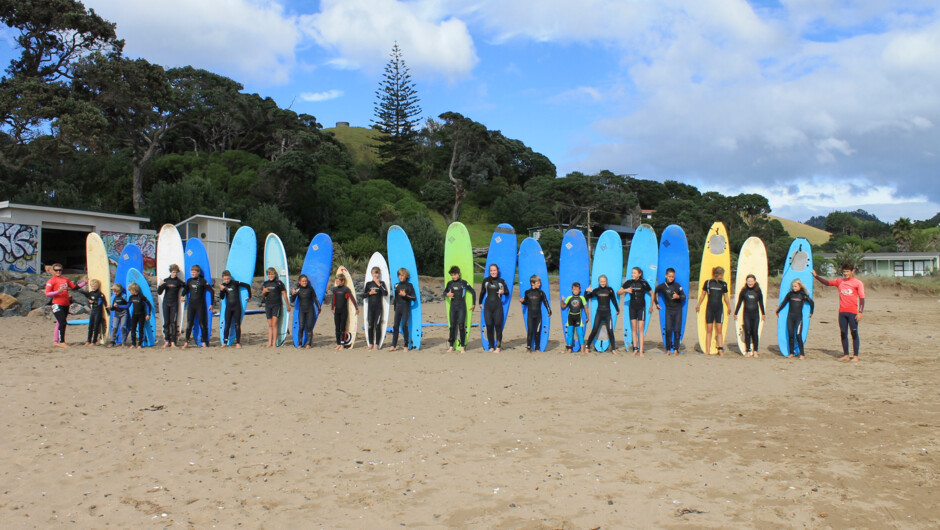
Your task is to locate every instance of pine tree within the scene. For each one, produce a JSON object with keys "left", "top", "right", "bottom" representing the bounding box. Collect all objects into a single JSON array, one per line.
[{"left": 372, "top": 43, "right": 422, "bottom": 162}]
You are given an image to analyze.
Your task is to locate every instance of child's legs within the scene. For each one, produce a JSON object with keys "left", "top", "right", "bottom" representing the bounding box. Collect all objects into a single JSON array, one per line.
[
  {"left": 566, "top": 325, "right": 575, "bottom": 347},
  {"left": 53, "top": 304, "right": 68, "bottom": 343},
  {"left": 529, "top": 315, "right": 543, "bottom": 350},
  {"left": 334, "top": 311, "right": 347, "bottom": 344},
  {"left": 576, "top": 326, "right": 585, "bottom": 348}
]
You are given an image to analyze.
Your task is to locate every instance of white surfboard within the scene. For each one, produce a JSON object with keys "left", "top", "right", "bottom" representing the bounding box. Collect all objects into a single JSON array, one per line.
[
  {"left": 362, "top": 252, "right": 391, "bottom": 348},
  {"left": 156, "top": 224, "right": 184, "bottom": 343}
]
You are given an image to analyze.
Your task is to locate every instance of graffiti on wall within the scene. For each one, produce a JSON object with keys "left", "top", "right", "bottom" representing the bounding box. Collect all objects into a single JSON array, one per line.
[
  {"left": 0, "top": 223, "right": 40, "bottom": 273},
  {"left": 101, "top": 231, "right": 157, "bottom": 276}
]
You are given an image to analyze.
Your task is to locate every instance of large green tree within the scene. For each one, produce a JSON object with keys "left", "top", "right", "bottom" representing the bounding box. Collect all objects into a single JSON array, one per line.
[{"left": 372, "top": 43, "right": 421, "bottom": 164}]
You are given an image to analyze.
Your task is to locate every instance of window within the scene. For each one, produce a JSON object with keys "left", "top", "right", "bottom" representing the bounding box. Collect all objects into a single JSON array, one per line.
[{"left": 186, "top": 222, "right": 198, "bottom": 241}]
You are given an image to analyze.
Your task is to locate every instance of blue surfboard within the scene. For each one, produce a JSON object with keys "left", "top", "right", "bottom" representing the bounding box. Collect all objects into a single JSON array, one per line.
[
  {"left": 111, "top": 243, "right": 143, "bottom": 345},
  {"left": 126, "top": 267, "right": 156, "bottom": 347},
  {"left": 559, "top": 229, "right": 589, "bottom": 351},
  {"left": 589, "top": 230, "right": 623, "bottom": 352},
  {"left": 624, "top": 224, "right": 658, "bottom": 348},
  {"left": 657, "top": 225, "right": 690, "bottom": 352},
  {"left": 220, "top": 226, "right": 256, "bottom": 346},
  {"left": 387, "top": 225, "right": 423, "bottom": 350},
  {"left": 518, "top": 237, "right": 551, "bottom": 351},
  {"left": 777, "top": 238, "right": 814, "bottom": 356},
  {"left": 480, "top": 223, "right": 517, "bottom": 351},
  {"left": 184, "top": 238, "right": 213, "bottom": 346},
  {"left": 292, "top": 233, "right": 332, "bottom": 348}
]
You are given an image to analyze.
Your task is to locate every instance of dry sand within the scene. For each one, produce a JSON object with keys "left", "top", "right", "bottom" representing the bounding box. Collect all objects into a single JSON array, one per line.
[{"left": 0, "top": 279, "right": 938, "bottom": 528}]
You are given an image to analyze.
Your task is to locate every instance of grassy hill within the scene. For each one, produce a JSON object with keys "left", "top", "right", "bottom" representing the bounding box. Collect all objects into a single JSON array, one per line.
[
  {"left": 770, "top": 215, "right": 831, "bottom": 245},
  {"left": 322, "top": 126, "right": 380, "bottom": 166}
]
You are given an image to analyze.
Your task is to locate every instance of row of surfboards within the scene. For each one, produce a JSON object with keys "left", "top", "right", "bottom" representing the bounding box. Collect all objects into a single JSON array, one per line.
[{"left": 82, "top": 221, "right": 814, "bottom": 355}]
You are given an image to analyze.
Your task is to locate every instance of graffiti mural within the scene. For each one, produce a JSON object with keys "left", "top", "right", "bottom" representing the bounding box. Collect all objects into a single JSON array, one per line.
[
  {"left": 0, "top": 223, "right": 40, "bottom": 273},
  {"left": 101, "top": 231, "right": 157, "bottom": 276}
]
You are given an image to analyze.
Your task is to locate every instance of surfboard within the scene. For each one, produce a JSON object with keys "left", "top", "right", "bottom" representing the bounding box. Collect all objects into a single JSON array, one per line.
[
  {"left": 657, "top": 225, "right": 690, "bottom": 352},
  {"left": 387, "top": 225, "right": 422, "bottom": 350},
  {"left": 85, "top": 232, "right": 111, "bottom": 343},
  {"left": 292, "top": 233, "right": 332, "bottom": 348},
  {"left": 335, "top": 266, "right": 358, "bottom": 348},
  {"left": 590, "top": 230, "right": 623, "bottom": 353},
  {"left": 156, "top": 224, "right": 184, "bottom": 344},
  {"left": 518, "top": 237, "right": 551, "bottom": 351},
  {"left": 623, "top": 224, "right": 657, "bottom": 349},
  {"left": 126, "top": 267, "right": 156, "bottom": 347},
  {"left": 219, "top": 226, "right": 256, "bottom": 346},
  {"left": 480, "top": 223, "right": 517, "bottom": 351},
  {"left": 362, "top": 252, "right": 391, "bottom": 348},
  {"left": 734, "top": 237, "right": 768, "bottom": 355},
  {"left": 184, "top": 238, "right": 213, "bottom": 346},
  {"left": 264, "top": 232, "right": 290, "bottom": 347},
  {"left": 111, "top": 243, "right": 142, "bottom": 345},
  {"left": 444, "top": 222, "right": 474, "bottom": 350},
  {"left": 559, "top": 229, "right": 589, "bottom": 351},
  {"left": 777, "top": 238, "right": 814, "bottom": 357},
  {"left": 696, "top": 222, "right": 732, "bottom": 354}
]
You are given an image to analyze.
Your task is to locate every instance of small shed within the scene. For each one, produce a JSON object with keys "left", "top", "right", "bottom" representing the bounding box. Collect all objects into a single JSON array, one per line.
[
  {"left": 0, "top": 201, "right": 153, "bottom": 273},
  {"left": 175, "top": 214, "right": 240, "bottom": 280}
]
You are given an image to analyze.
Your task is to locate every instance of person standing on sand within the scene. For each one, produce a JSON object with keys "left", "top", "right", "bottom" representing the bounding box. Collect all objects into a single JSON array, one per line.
[
  {"left": 444, "top": 265, "right": 476, "bottom": 352},
  {"left": 733, "top": 274, "right": 766, "bottom": 357},
  {"left": 389, "top": 268, "right": 416, "bottom": 351},
  {"left": 585, "top": 275, "right": 620, "bottom": 355},
  {"left": 362, "top": 266, "right": 389, "bottom": 351},
  {"left": 291, "top": 274, "right": 321, "bottom": 349},
  {"left": 44, "top": 263, "right": 86, "bottom": 348},
  {"left": 653, "top": 268, "right": 686, "bottom": 356},
  {"left": 776, "top": 279, "right": 814, "bottom": 359},
  {"left": 261, "top": 267, "right": 291, "bottom": 348},
  {"left": 479, "top": 264, "right": 510, "bottom": 352},
  {"left": 813, "top": 263, "right": 865, "bottom": 362},
  {"left": 331, "top": 273, "right": 358, "bottom": 350},
  {"left": 180, "top": 264, "right": 213, "bottom": 348},
  {"left": 157, "top": 264, "right": 185, "bottom": 348},
  {"left": 695, "top": 266, "right": 732, "bottom": 355},
  {"left": 618, "top": 267, "right": 652, "bottom": 357}
]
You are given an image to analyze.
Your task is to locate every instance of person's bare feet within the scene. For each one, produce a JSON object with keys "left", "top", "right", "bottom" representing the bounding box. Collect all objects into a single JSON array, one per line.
[
  {"left": 235, "top": 343, "right": 241, "bottom": 349},
  {"left": 851, "top": 356, "right": 859, "bottom": 362},
  {"left": 137, "top": 346, "right": 142, "bottom": 350},
  {"left": 798, "top": 355, "right": 805, "bottom": 360},
  {"left": 388, "top": 346, "right": 397, "bottom": 352},
  {"left": 446, "top": 347, "right": 454, "bottom": 352},
  {"left": 53, "top": 342, "right": 68, "bottom": 348},
  {"left": 838, "top": 355, "right": 850, "bottom": 361},
  {"left": 611, "top": 350, "right": 620, "bottom": 356},
  {"left": 639, "top": 351, "right": 645, "bottom": 357},
  {"left": 495, "top": 347, "right": 501, "bottom": 353},
  {"left": 162, "top": 342, "right": 169, "bottom": 348},
  {"left": 753, "top": 352, "right": 759, "bottom": 358},
  {"left": 221, "top": 343, "right": 227, "bottom": 348},
  {"left": 304, "top": 345, "right": 311, "bottom": 349},
  {"left": 181, "top": 342, "right": 188, "bottom": 349}
]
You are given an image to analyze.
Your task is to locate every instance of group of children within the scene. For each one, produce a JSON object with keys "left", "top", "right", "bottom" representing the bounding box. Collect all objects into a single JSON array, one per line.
[{"left": 46, "top": 258, "right": 866, "bottom": 361}]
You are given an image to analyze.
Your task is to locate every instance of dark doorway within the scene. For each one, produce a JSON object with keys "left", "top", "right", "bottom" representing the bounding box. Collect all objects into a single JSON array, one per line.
[{"left": 41, "top": 228, "right": 90, "bottom": 273}]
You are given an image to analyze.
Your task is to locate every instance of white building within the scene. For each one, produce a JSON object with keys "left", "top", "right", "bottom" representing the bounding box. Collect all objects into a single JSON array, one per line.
[{"left": 176, "top": 214, "right": 241, "bottom": 280}]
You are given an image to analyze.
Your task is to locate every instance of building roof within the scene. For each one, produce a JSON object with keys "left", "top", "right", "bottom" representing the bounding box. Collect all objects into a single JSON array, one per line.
[
  {"left": 817, "top": 252, "right": 940, "bottom": 259},
  {"left": 176, "top": 214, "right": 241, "bottom": 226},
  {"left": 0, "top": 201, "right": 149, "bottom": 222}
]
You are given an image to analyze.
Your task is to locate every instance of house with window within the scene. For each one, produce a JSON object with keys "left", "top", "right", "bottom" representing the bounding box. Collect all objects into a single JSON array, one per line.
[{"left": 818, "top": 252, "right": 940, "bottom": 277}]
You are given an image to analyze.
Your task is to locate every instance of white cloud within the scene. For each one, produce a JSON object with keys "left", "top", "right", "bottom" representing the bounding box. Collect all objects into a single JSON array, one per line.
[
  {"left": 299, "top": 89, "right": 344, "bottom": 102},
  {"left": 85, "top": 0, "right": 302, "bottom": 84},
  {"left": 302, "top": 0, "right": 478, "bottom": 79}
]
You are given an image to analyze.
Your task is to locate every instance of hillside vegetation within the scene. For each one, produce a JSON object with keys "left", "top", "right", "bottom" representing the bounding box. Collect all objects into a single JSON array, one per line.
[
  {"left": 322, "top": 126, "right": 380, "bottom": 166},
  {"left": 769, "top": 215, "right": 831, "bottom": 245}
]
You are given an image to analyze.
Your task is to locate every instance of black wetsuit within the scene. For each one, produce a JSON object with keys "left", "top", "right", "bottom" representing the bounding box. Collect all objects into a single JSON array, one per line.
[
  {"left": 127, "top": 292, "right": 152, "bottom": 347},
  {"left": 220, "top": 279, "right": 252, "bottom": 345},
  {"left": 734, "top": 285, "right": 765, "bottom": 352},
  {"left": 363, "top": 280, "right": 389, "bottom": 346},
  {"left": 481, "top": 276, "right": 510, "bottom": 349},
  {"left": 777, "top": 290, "right": 814, "bottom": 357},
  {"left": 157, "top": 276, "right": 185, "bottom": 344},
  {"left": 622, "top": 279, "right": 652, "bottom": 321},
  {"left": 290, "top": 284, "right": 321, "bottom": 347},
  {"left": 182, "top": 276, "right": 213, "bottom": 345},
  {"left": 85, "top": 289, "right": 108, "bottom": 344},
  {"left": 586, "top": 285, "right": 619, "bottom": 350},
  {"left": 262, "top": 279, "right": 287, "bottom": 319},
  {"left": 331, "top": 285, "right": 358, "bottom": 346},
  {"left": 522, "top": 287, "right": 552, "bottom": 350},
  {"left": 702, "top": 279, "right": 728, "bottom": 324},
  {"left": 444, "top": 279, "right": 476, "bottom": 348},
  {"left": 391, "top": 280, "right": 416, "bottom": 349},
  {"left": 655, "top": 281, "right": 686, "bottom": 352}
]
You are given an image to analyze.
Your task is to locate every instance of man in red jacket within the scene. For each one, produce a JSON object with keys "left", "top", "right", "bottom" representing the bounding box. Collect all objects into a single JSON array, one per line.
[
  {"left": 813, "top": 263, "right": 865, "bottom": 362},
  {"left": 44, "top": 263, "right": 87, "bottom": 348}
]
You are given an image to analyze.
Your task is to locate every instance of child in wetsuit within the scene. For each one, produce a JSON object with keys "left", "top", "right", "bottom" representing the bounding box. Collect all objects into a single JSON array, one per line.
[
  {"left": 813, "top": 263, "right": 865, "bottom": 362},
  {"left": 331, "top": 272, "right": 359, "bottom": 350},
  {"left": 362, "top": 266, "right": 389, "bottom": 350},
  {"left": 618, "top": 267, "right": 652, "bottom": 357},
  {"left": 695, "top": 266, "right": 731, "bottom": 355},
  {"left": 219, "top": 270, "right": 252, "bottom": 348},
  {"left": 44, "top": 263, "right": 87, "bottom": 348},
  {"left": 108, "top": 283, "right": 130, "bottom": 347},
  {"left": 181, "top": 264, "right": 213, "bottom": 348},
  {"left": 561, "top": 282, "right": 590, "bottom": 354},
  {"left": 585, "top": 275, "right": 620, "bottom": 354},
  {"left": 157, "top": 263, "right": 185, "bottom": 348},
  {"left": 734, "top": 274, "right": 766, "bottom": 357},
  {"left": 654, "top": 268, "right": 686, "bottom": 355},
  {"left": 126, "top": 282, "right": 152, "bottom": 349},
  {"left": 520, "top": 274, "right": 552, "bottom": 351},
  {"left": 479, "top": 264, "right": 510, "bottom": 352},
  {"left": 389, "top": 268, "right": 416, "bottom": 351},
  {"left": 776, "top": 279, "right": 814, "bottom": 359},
  {"left": 83, "top": 279, "right": 108, "bottom": 346},
  {"left": 444, "top": 266, "right": 476, "bottom": 352},
  {"left": 290, "top": 274, "right": 321, "bottom": 349},
  {"left": 261, "top": 267, "right": 290, "bottom": 348}
]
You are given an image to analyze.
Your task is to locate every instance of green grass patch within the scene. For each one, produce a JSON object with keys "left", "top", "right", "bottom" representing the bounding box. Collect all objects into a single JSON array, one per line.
[
  {"left": 770, "top": 215, "right": 831, "bottom": 245},
  {"left": 323, "top": 126, "right": 381, "bottom": 166}
]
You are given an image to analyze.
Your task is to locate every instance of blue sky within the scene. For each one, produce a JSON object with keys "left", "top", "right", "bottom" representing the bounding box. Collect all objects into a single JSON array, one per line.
[{"left": 4, "top": 1, "right": 939, "bottom": 223}]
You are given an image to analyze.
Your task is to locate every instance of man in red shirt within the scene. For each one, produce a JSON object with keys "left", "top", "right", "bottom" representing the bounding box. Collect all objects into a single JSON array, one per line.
[
  {"left": 44, "top": 263, "right": 87, "bottom": 348},
  {"left": 812, "top": 263, "right": 865, "bottom": 362}
]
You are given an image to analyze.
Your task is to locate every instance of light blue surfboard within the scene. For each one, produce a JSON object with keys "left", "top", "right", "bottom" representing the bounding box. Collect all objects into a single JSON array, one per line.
[
  {"left": 624, "top": 224, "right": 658, "bottom": 348},
  {"left": 590, "top": 230, "right": 623, "bottom": 352},
  {"left": 126, "top": 267, "right": 156, "bottom": 347},
  {"left": 184, "top": 238, "right": 213, "bottom": 346},
  {"left": 657, "top": 225, "right": 690, "bottom": 352},
  {"left": 111, "top": 243, "right": 143, "bottom": 344},
  {"left": 292, "top": 233, "right": 332, "bottom": 348},
  {"left": 777, "top": 238, "right": 814, "bottom": 357},
  {"left": 265, "top": 233, "right": 290, "bottom": 347},
  {"left": 387, "top": 225, "right": 422, "bottom": 350},
  {"left": 518, "top": 237, "right": 551, "bottom": 351},
  {"left": 480, "top": 223, "right": 517, "bottom": 350},
  {"left": 559, "top": 229, "right": 589, "bottom": 350},
  {"left": 219, "top": 226, "right": 256, "bottom": 346}
]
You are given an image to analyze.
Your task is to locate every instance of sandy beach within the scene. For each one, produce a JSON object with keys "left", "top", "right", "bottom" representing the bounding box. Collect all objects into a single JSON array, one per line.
[{"left": 0, "top": 279, "right": 938, "bottom": 528}]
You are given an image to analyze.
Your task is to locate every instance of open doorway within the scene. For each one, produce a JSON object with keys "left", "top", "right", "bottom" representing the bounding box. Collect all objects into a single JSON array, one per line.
[{"left": 41, "top": 228, "right": 89, "bottom": 273}]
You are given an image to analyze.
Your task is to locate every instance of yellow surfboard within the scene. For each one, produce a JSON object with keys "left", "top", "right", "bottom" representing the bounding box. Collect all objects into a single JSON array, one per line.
[
  {"left": 696, "top": 222, "right": 731, "bottom": 354},
  {"left": 733, "top": 237, "right": 768, "bottom": 355},
  {"left": 85, "top": 232, "right": 111, "bottom": 343}
]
